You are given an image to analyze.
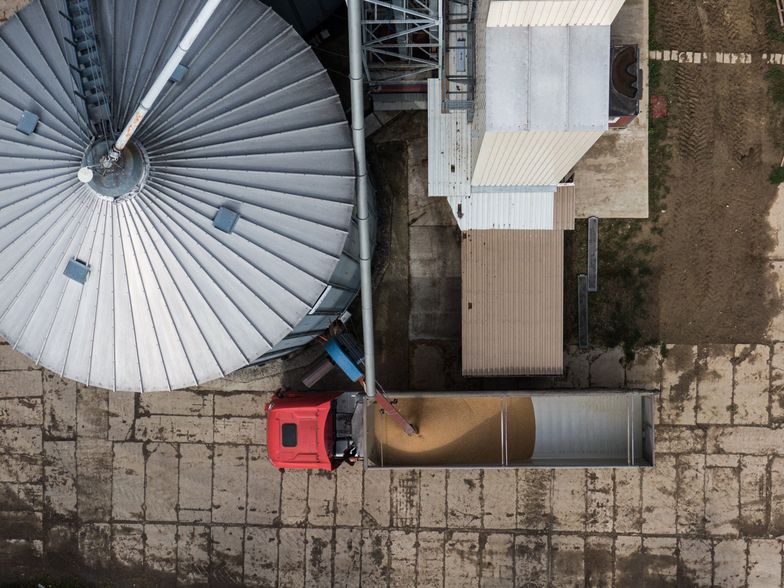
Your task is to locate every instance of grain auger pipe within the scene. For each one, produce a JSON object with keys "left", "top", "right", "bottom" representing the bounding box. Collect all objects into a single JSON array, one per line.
[
  {"left": 106, "top": 0, "right": 223, "bottom": 163},
  {"left": 347, "top": 0, "right": 378, "bottom": 402}
]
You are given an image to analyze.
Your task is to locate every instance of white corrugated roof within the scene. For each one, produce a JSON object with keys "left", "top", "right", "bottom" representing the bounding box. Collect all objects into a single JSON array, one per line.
[
  {"left": 448, "top": 190, "right": 555, "bottom": 230},
  {"left": 427, "top": 78, "right": 471, "bottom": 198},
  {"left": 486, "top": 25, "right": 610, "bottom": 132},
  {"left": 472, "top": 129, "right": 603, "bottom": 186}
]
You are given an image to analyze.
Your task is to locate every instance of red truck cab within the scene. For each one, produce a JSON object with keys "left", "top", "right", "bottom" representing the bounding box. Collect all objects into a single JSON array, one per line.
[
  {"left": 265, "top": 391, "right": 343, "bottom": 470},
  {"left": 264, "top": 392, "right": 363, "bottom": 471}
]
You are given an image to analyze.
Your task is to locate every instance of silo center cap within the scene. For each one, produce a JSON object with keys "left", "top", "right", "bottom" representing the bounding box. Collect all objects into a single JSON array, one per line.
[{"left": 80, "top": 140, "right": 149, "bottom": 202}]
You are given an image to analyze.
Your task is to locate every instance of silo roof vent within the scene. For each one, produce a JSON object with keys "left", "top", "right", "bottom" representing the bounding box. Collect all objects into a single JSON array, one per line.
[
  {"left": 16, "top": 111, "right": 39, "bottom": 135},
  {"left": 213, "top": 206, "right": 240, "bottom": 234},
  {"left": 63, "top": 259, "right": 90, "bottom": 284}
]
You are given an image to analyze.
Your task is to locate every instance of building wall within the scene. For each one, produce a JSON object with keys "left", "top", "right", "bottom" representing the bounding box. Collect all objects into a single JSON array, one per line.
[
  {"left": 472, "top": 130, "right": 603, "bottom": 186},
  {"left": 487, "top": 0, "right": 625, "bottom": 27}
]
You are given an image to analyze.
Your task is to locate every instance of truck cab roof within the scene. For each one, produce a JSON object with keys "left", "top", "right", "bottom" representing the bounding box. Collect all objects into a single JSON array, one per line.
[{"left": 265, "top": 392, "right": 341, "bottom": 470}]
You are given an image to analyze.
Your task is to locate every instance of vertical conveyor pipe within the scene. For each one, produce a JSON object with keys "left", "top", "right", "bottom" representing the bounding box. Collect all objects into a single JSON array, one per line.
[
  {"left": 110, "top": 0, "right": 223, "bottom": 159},
  {"left": 348, "top": 0, "right": 376, "bottom": 398}
]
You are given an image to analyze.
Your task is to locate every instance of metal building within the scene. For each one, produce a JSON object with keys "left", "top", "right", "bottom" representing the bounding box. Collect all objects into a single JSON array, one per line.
[
  {"left": 472, "top": 24, "right": 610, "bottom": 186},
  {"left": 428, "top": 0, "right": 630, "bottom": 376},
  {"left": 461, "top": 230, "right": 564, "bottom": 375},
  {"left": 0, "top": 0, "right": 372, "bottom": 392}
]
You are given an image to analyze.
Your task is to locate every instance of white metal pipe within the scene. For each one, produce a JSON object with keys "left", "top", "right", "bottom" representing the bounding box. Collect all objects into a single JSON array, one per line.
[
  {"left": 112, "top": 0, "right": 222, "bottom": 156},
  {"left": 348, "top": 0, "right": 376, "bottom": 398}
]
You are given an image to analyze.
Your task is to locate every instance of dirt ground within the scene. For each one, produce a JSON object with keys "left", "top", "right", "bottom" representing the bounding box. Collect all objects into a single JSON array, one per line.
[
  {"left": 652, "top": 0, "right": 784, "bottom": 54},
  {"left": 653, "top": 59, "right": 780, "bottom": 343},
  {"left": 651, "top": 0, "right": 784, "bottom": 344},
  {"left": 568, "top": 0, "right": 784, "bottom": 349}
]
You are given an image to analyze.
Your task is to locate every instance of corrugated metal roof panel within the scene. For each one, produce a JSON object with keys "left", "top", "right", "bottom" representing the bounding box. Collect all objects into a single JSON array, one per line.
[
  {"left": 0, "top": 0, "right": 356, "bottom": 392},
  {"left": 487, "top": 0, "right": 625, "bottom": 27},
  {"left": 448, "top": 190, "right": 556, "bottom": 230},
  {"left": 427, "top": 78, "right": 471, "bottom": 197},
  {"left": 554, "top": 184, "right": 576, "bottom": 230},
  {"left": 461, "top": 230, "right": 564, "bottom": 376}
]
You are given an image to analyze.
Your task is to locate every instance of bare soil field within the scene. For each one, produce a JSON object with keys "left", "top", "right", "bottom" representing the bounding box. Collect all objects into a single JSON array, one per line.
[
  {"left": 652, "top": 0, "right": 784, "bottom": 54},
  {"left": 652, "top": 0, "right": 784, "bottom": 344},
  {"left": 568, "top": 0, "right": 784, "bottom": 350}
]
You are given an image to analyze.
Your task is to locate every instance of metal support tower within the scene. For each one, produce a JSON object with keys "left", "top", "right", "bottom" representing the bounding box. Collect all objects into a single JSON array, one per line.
[
  {"left": 361, "top": 0, "right": 442, "bottom": 95},
  {"left": 361, "top": 0, "right": 475, "bottom": 116}
]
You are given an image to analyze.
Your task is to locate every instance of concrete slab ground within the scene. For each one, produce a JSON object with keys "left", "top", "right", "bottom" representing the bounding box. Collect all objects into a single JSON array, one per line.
[
  {"left": 768, "top": 185, "right": 784, "bottom": 343},
  {"left": 573, "top": 0, "right": 650, "bottom": 219},
  {"left": 3, "top": 343, "right": 784, "bottom": 586}
]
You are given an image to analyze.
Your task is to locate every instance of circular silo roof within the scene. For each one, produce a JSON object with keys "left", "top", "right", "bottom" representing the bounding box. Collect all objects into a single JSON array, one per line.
[{"left": 0, "top": 0, "right": 355, "bottom": 391}]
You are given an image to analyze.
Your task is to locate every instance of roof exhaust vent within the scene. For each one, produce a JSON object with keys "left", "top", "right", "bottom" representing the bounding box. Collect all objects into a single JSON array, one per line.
[
  {"left": 64, "top": 259, "right": 90, "bottom": 284},
  {"left": 170, "top": 64, "right": 188, "bottom": 83},
  {"left": 213, "top": 206, "right": 240, "bottom": 234},
  {"left": 16, "top": 111, "right": 39, "bottom": 135}
]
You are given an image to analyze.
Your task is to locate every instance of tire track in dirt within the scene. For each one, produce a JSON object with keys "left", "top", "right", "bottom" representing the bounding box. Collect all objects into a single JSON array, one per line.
[
  {"left": 705, "top": 1, "right": 745, "bottom": 52},
  {"left": 656, "top": 61, "right": 780, "bottom": 342},
  {"left": 654, "top": 0, "right": 706, "bottom": 50},
  {"left": 707, "top": 0, "right": 779, "bottom": 54},
  {"left": 666, "top": 64, "right": 721, "bottom": 317},
  {"left": 672, "top": 66, "right": 710, "bottom": 164},
  {"left": 653, "top": 0, "right": 773, "bottom": 53}
]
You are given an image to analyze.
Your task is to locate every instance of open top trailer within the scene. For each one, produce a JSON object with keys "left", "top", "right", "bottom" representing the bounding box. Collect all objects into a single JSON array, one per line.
[{"left": 266, "top": 390, "right": 656, "bottom": 470}]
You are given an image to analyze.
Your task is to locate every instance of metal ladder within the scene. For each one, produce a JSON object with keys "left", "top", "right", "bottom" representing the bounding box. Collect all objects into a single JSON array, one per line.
[
  {"left": 61, "top": 0, "right": 112, "bottom": 139},
  {"left": 441, "top": 0, "right": 476, "bottom": 119}
]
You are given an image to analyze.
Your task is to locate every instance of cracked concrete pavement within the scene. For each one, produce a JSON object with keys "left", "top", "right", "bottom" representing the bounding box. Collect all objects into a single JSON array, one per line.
[{"left": 3, "top": 342, "right": 784, "bottom": 586}]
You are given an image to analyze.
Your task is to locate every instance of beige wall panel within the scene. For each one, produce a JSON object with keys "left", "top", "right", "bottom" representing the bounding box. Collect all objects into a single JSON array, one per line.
[
  {"left": 487, "top": 0, "right": 625, "bottom": 27},
  {"left": 472, "top": 130, "right": 603, "bottom": 186}
]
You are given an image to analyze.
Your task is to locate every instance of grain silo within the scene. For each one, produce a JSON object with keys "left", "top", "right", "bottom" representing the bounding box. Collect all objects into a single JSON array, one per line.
[{"left": 0, "top": 0, "right": 374, "bottom": 391}]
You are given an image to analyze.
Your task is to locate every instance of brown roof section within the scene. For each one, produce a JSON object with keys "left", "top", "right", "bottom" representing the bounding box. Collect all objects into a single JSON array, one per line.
[
  {"left": 554, "top": 184, "right": 576, "bottom": 230},
  {"left": 461, "top": 230, "right": 564, "bottom": 376}
]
